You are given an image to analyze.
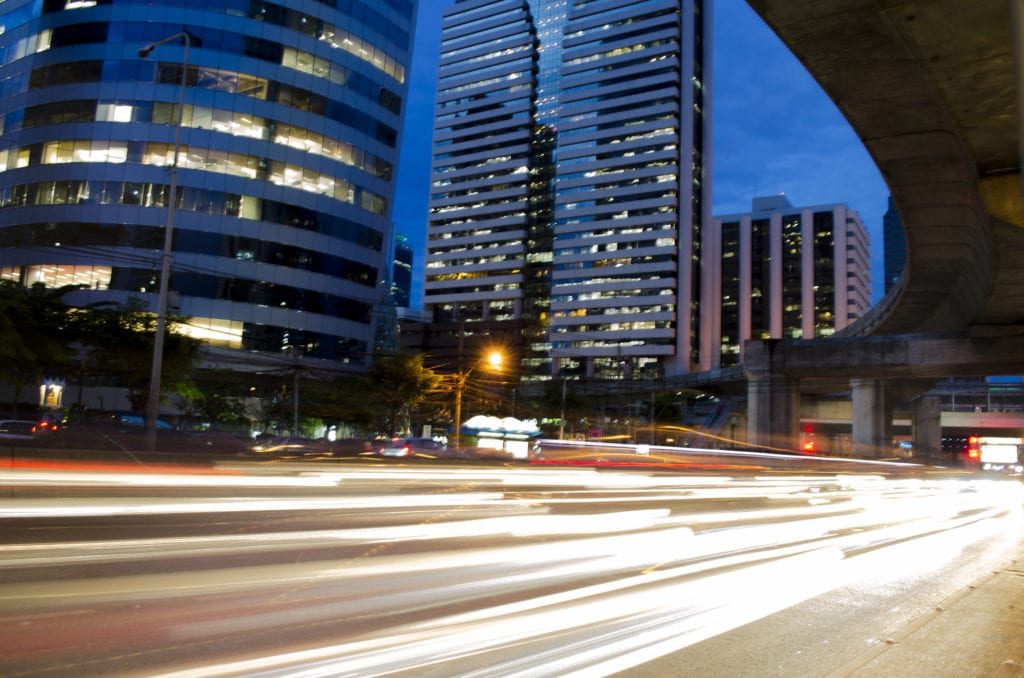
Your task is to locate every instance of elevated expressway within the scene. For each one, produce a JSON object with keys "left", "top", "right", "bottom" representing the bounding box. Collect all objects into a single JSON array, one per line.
[{"left": 740, "top": 0, "right": 1024, "bottom": 456}]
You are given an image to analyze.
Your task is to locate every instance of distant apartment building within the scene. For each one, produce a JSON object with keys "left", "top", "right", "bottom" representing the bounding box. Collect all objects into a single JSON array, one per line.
[
  {"left": 424, "top": 0, "right": 712, "bottom": 381},
  {"left": 0, "top": 1, "right": 416, "bottom": 372},
  {"left": 708, "top": 195, "right": 871, "bottom": 368}
]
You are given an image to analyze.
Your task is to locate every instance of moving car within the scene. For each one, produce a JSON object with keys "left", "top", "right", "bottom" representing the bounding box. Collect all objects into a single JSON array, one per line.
[
  {"left": 377, "top": 437, "right": 447, "bottom": 457},
  {"left": 944, "top": 434, "right": 1024, "bottom": 474},
  {"left": 977, "top": 436, "right": 1024, "bottom": 474},
  {"left": 34, "top": 411, "right": 66, "bottom": 433},
  {"left": 250, "top": 436, "right": 323, "bottom": 454}
]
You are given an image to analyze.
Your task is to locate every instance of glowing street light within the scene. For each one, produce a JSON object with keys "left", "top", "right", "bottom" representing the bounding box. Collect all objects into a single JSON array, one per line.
[
  {"left": 138, "top": 31, "right": 194, "bottom": 451},
  {"left": 453, "top": 349, "right": 502, "bottom": 451},
  {"left": 486, "top": 351, "right": 503, "bottom": 371}
]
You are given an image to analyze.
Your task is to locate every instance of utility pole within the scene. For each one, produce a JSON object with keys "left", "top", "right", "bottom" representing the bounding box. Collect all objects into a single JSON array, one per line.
[
  {"left": 559, "top": 376, "right": 567, "bottom": 440},
  {"left": 140, "top": 31, "right": 193, "bottom": 452},
  {"left": 651, "top": 388, "right": 656, "bottom": 445},
  {"left": 453, "top": 313, "right": 465, "bottom": 450},
  {"left": 293, "top": 350, "right": 300, "bottom": 436}
]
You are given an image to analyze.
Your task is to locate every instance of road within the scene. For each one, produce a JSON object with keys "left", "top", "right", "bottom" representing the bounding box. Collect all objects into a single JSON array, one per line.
[{"left": 1, "top": 452, "right": 1022, "bottom": 677}]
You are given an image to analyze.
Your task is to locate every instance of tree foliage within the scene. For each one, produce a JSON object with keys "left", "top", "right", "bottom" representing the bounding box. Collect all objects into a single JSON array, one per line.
[
  {"left": 0, "top": 281, "right": 448, "bottom": 435},
  {"left": 300, "top": 374, "right": 370, "bottom": 428},
  {"left": 0, "top": 284, "right": 205, "bottom": 418},
  {"left": 74, "top": 297, "right": 202, "bottom": 412},
  {"left": 172, "top": 371, "right": 252, "bottom": 428},
  {"left": 0, "top": 282, "right": 81, "bottom": 417},
  {"left": 362, "top": 352, "right": 441, "bottom": 437}
]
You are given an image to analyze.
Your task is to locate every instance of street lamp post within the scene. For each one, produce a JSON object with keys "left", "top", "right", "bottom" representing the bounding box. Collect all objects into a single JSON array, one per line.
[
  {"left": 139, "top": 31, "right": 192, "bottom": 451},
  {"left": 453, "top": 370, "right": 467, "bottom": 452},
  {"left": 452, "top": 350, "right": 502, "bottom": 451}
]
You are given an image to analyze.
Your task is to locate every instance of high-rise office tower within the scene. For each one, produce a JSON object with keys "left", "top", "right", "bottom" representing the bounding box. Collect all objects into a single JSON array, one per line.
[
  {"left": 882, "top": 196, "right": 906, "bottom": 294},
  {"left": 0, "top": 0, "right": 416, "bottom": 371},
  {"left": 709, "top": 195, "right": 872, "bottom": 369},
  {"left": 392, "top": 233, "right": 414, "bottom": 309},
  {"left": 424, "top": 0, "right": 712, "bottom": 381}
]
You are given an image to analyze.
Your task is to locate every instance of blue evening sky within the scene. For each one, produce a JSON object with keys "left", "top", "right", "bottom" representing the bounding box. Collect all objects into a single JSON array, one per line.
[{"left": 393, "top": 0, "right": 890, "bottom": 307}]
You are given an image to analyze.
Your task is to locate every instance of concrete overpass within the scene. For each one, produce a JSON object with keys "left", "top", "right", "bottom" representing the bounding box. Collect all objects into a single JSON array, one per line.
[{"left": 740, "top": 0, "right": 1024, "bottom": 457}]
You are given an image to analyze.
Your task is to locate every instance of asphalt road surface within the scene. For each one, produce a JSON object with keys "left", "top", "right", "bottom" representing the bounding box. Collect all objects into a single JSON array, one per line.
[{"left": 1, "top": 453, "right": 1022, "bottom": 677}]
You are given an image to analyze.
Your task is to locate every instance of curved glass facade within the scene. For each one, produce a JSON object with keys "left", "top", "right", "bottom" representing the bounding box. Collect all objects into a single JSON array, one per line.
[{"left": 0, "top": 0, "right": 416, "bottom": 367}]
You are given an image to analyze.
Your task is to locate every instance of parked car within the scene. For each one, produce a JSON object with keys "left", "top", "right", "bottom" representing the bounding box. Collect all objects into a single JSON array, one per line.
[
  {"left": 0, "top": 420, "right": 37, "bottom": 440},
  {"left": 377, "top": 437, "right": 448, "bottom": 457},
  {"left": 114, "top": 413, "right": 175, "bottom": 430}
]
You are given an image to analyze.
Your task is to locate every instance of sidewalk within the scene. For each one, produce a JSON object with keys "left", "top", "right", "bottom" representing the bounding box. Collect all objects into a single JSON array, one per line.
[{"left": 830, "top": 545, "right": 1024, "bottom": 677}]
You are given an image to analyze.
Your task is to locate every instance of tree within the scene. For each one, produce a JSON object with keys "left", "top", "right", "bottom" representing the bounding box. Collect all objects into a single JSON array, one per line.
[
  {"left": 300, "top": 373, "right": 371, "bottom": 430},
  {"left": 171, "top": 376, "right": 252, "bottom": 431},
  {"left": 362, "top": 352, "right": 441, "bottom": 438},
  {"left": 75, "top": 297, "right": 202, "bottom": 413},
  {"left": 0, "top": 282, "right": 80, "bottom": 417}
]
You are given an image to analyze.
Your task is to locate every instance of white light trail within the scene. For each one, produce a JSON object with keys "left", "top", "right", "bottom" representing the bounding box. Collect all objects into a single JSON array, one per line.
[{"left": 2, "top": 465, "right": 1020, "bottom": 678}]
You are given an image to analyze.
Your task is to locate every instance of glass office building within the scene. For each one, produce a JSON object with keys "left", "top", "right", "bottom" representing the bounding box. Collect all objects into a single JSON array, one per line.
[
  {"left": 0, "top": 0, "right": 416, "bottom": 371},
  {"left": 425, "top": 0, "right": 712, "bottom": 380}
]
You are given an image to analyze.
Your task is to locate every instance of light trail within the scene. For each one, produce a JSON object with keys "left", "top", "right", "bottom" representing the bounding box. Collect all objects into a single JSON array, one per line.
[
  {"left": 2, "top": 468, "right": 344, "bottom": 488},
  {"left": 0, "top": 462, "right": 1020, "bottom": 677},
  {"left": 0, "top": 492, "right": 520, "bottom": 518}
]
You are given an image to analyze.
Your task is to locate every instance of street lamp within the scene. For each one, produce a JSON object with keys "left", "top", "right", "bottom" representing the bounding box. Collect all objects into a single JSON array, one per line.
[
  {"left": 452, "top": 350, "right": 502, "bottom": 451},
  {"left": 139, "top": 31, "right": 193, "bottom": 451}
]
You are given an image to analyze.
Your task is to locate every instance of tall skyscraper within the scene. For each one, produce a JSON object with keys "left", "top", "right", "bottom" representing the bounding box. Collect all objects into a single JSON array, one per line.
[
  {"left": 424, "top": 0, "right": 712, "bottom": 381},
  {"left": 882, "top": 196, "right": 906, "bottom": 294},
  {"left": 392, "top": 233, "right": 414, "bottom": 309},
  {"left": 0, "top": 0, "right": 416, "bottom": 371},
  {"left": 709, "top": 195, "right": 872, "bottom": 368}
]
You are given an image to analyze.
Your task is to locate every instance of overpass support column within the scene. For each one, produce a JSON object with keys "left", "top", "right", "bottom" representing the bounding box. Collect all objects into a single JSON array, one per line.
[
  {"left": 851, "top": 379, "right": 891, "bottom": 458},
  {"left": 746, "top": 371, "right": 800, "bottom": 451},
  {"left": 911, "top": 395, "right": 942, "bottom": 462}
]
